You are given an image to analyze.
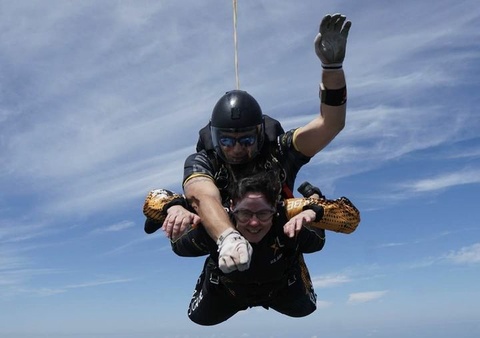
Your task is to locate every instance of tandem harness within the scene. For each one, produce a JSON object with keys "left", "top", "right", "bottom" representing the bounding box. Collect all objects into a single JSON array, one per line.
[
  {"left": 196, "top": 115, "right": 294, "bottom": 202},
  {"left": 205, "top": 245, "right": 301, "bottom": 305}
]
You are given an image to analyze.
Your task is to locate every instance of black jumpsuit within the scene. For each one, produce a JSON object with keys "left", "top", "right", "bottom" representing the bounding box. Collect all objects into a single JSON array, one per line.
[
  {"left": 171, "top": 207, "right": 326, "bottom": 326},
  {"left": 180, "top": 128, "right": 323, "bottom": 325}
]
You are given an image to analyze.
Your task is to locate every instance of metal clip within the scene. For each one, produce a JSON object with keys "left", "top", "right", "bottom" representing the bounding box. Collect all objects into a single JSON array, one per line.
[
  {"left": 209, "top": 273, "right": 219, "bottom": 285},
  {"left": 288, "top": 275, "right": 296, "bottom": 286}
]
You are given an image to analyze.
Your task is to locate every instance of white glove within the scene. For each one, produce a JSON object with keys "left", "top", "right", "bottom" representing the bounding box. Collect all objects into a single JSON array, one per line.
[
  {"left": 216, "top": 228, "right": 253, "bottom": 273},
  {"left": 314, "top": 13, "right": 351, "bottom": 70}
]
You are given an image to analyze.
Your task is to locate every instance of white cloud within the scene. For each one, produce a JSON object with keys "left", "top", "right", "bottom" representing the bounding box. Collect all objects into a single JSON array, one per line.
[
  {"left": 404, "top": 240, "right": 480, "bottom": 269},
  {"left": 65, "top": 277, "right": 135, "bottom": 289},
  {"left": 3, "top": 276, "right": 136, "bottom": 299},
  {"left": 102, "top": 236, "right": 155, "bottom": 256},
  {"left": 90, "top": 220, "right": 135, "bottom": 235},
  {"left": 347, "top": 290, "right": 388, "bottom": 304},
  {"left": 377, "top": 242, "right": 407, "bottom": 248},
  {"left": 312, "top": 274, "right": 351, "bottom": 288},
  {"left": 105, "top": 220, "right": 135, "bottom": 232},
  {"left": 90, "top": 221, "right": 135, "bottom": 235},
  {"left": 0, "top": 267, "right": 62, "bottom": 298},
  {"left": 444, "top": 243, "right": 480, "bottom": 265},
  {"left": 402, "top": 169, "right": 480, "bottom": 193},
  {"left": 404, "top": 257, "right": 439, "bottom": 269}
]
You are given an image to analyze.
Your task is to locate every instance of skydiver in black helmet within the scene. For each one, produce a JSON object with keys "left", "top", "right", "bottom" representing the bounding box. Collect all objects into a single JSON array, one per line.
[{"left": 158, "top": 13, "right": 352, "bottom": 274}]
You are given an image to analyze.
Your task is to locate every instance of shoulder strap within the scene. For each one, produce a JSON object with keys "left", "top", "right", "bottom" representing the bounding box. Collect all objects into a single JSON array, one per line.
[
  {"left": 196, "top": 122, "right": 212, "bottom": 152},
  {"left": 263, "top": 115, "right": 284, "bottom": 142}
]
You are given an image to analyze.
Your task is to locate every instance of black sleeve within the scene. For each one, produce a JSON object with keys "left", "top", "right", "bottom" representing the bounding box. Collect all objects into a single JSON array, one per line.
[
  {"left": 275, "top": 207, "right": 324, "bottom": 254},
  {"left": 170, "top": 225, "right": 216, "bottom": 257},
  {"left": 183, "top": 150, "right": 216, "bottom": 184},
  {"left": 296, "top": 226, "right": 326, "bottom": 254},
  {"left": 144, "top": 218, "right": 163, "bottom": 234}
]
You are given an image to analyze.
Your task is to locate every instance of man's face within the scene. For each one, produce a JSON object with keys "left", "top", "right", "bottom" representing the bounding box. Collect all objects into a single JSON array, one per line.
[
  {"left": 218, "top": 130, "right": 258, "bottom": 164},
  {"left": 231, "top": 192, "right": 275, "bottom": 243}
]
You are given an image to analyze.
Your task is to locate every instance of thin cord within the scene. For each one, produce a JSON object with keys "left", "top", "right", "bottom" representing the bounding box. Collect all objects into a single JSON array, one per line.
[{"left": 232, "top": 0, "right": 240, "bottom": 89}]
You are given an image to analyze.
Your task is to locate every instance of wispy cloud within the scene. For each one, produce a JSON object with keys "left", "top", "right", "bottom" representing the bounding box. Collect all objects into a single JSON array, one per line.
[
  {"left": 0, "top": 267, "right": 63, "bottom": 299},
  {"left": 446, "top": 147, "right": 480, "bottom": 160},
  {"left": 401, "top": 169, "right": 480, "bottom": 193},
  {"left": 65, "top": 277, "right": 135, "bottom": 289},
  {"left": 312, "top": 274, "right": 351, "bottom": 288},
  {"left": 444, "top": 243, "right": 480, "bottom": 265},
  {"left": 0, "top": 219, "right": 56, "bottom": 244},
  {"left": 3, "top": 276, "right": 136, "bottom": 299},
  {"left": 347, "top": 290, "right": 388, "bottom": 304},
  {"left": 358, "top": 167, "right": 480, "bottom": 206},
  {"left": 377, "top": 242, "right": 407, "bottom": 248},
  {"left": 377, "top": 230, "right": 473, "bottom": 250},
  {"left": 303, "top": 102, "right": 476, "bottom": 193},
  {"left": 90, "top": 220, "right": 135, "bottom": 235},
  {"left": 101, "top": 235, "right": 157, "bottom": 256},
  {"left": 404, "top": 257, "right": 440, "bottom": 269},
  {"left": 404, "top": 241, "right": 480, "bottom": 269}
]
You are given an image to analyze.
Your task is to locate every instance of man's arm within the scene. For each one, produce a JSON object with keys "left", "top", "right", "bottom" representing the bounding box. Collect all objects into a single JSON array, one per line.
[
  {"left": 183, "top": 175, "right": 233, "bottom": 241},
  {"left": 183, "top": 175, "right": 253, "bottom": 273},
  {"left": 294, "top": 69, "right": 346, "bottom": 157},
  {"left": 293, "top": 13, "right": 351, "bottom": 157}
]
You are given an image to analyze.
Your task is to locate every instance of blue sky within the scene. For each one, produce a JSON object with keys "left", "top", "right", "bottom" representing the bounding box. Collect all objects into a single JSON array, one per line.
[{"left": 1, "top": 0, "right": 479, "bottom": 337}]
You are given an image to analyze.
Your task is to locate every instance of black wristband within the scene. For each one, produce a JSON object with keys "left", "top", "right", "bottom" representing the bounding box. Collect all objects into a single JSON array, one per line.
[
  {"left": 302, "top": 204, "right": 324, "bottom": 222},
  {"left": 320, "top": 83, "right": 347, "bottom": 106},
  {"left": 322, "top": 64, "right": 343, "bottom": 70}
]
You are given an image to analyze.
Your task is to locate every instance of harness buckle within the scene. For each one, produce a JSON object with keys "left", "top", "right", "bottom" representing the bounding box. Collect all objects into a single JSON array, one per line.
[
  {"left": 209, "top": 273, "right": 220, "bottom": 285},
  {"left": 288, "top": 274, "right": 297, "bottom": 286}
]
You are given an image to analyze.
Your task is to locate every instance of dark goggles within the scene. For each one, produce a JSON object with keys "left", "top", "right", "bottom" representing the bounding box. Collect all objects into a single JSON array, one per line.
[
  {"left": 233, "top": 209, "right": 276, "bottom": 222},
  {"left": 219, "top": 134, "right": 257, "bottom": 147}
]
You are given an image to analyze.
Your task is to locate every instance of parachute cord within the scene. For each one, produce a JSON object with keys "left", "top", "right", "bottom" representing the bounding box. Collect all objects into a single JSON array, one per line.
[{"left": 232, "top": 0, "right": 240, "bottom": 89}]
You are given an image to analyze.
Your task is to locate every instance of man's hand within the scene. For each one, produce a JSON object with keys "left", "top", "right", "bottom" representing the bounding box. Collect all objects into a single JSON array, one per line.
[
  {"left": 162, "top": 205, "right": 201, "bottom": 240},
  {"left": 314, "top": 13, "right": 351, "bottom": 70},
  {"left": 216, "top": 228, "right": 253, "bottom": 273}
]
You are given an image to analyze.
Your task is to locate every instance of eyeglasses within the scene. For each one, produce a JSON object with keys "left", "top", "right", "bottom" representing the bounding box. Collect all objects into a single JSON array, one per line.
[
  {"left": 219, "top": 135, "right": 257, "bottom": 147},
  {"left": 233, "top": 209, "right": 276, "bottom": 222}
]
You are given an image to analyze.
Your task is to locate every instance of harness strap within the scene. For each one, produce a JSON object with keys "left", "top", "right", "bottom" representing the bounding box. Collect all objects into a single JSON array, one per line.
[{"left": 282, "top": 183, "right": 294, "bottom": 199}]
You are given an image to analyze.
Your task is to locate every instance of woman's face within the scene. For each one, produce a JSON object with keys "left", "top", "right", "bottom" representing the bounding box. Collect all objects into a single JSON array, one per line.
[{"left": 231, "top": 192, "right": 276, "bottom": 243}]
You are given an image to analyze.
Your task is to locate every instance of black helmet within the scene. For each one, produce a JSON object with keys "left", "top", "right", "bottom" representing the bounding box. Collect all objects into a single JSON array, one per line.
[
  {"left": 210, "top": 90, "right": 265, "bottom": 164},
  {"left": 211, "top": 90, "right": 263, "bottom": 128}
]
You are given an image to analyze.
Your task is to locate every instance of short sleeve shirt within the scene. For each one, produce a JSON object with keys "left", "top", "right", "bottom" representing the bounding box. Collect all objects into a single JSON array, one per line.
[{"left": 183, "top": 129, "right": 311, "bottom": 200}]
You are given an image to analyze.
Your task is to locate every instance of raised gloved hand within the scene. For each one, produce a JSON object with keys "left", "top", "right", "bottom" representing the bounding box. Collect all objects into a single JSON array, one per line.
[
  {"left": 314, "top": 13, "right": 351, "bottom": 70},
  {"left": 216, "top": 228, "right": 253, "bottom": 273}
]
